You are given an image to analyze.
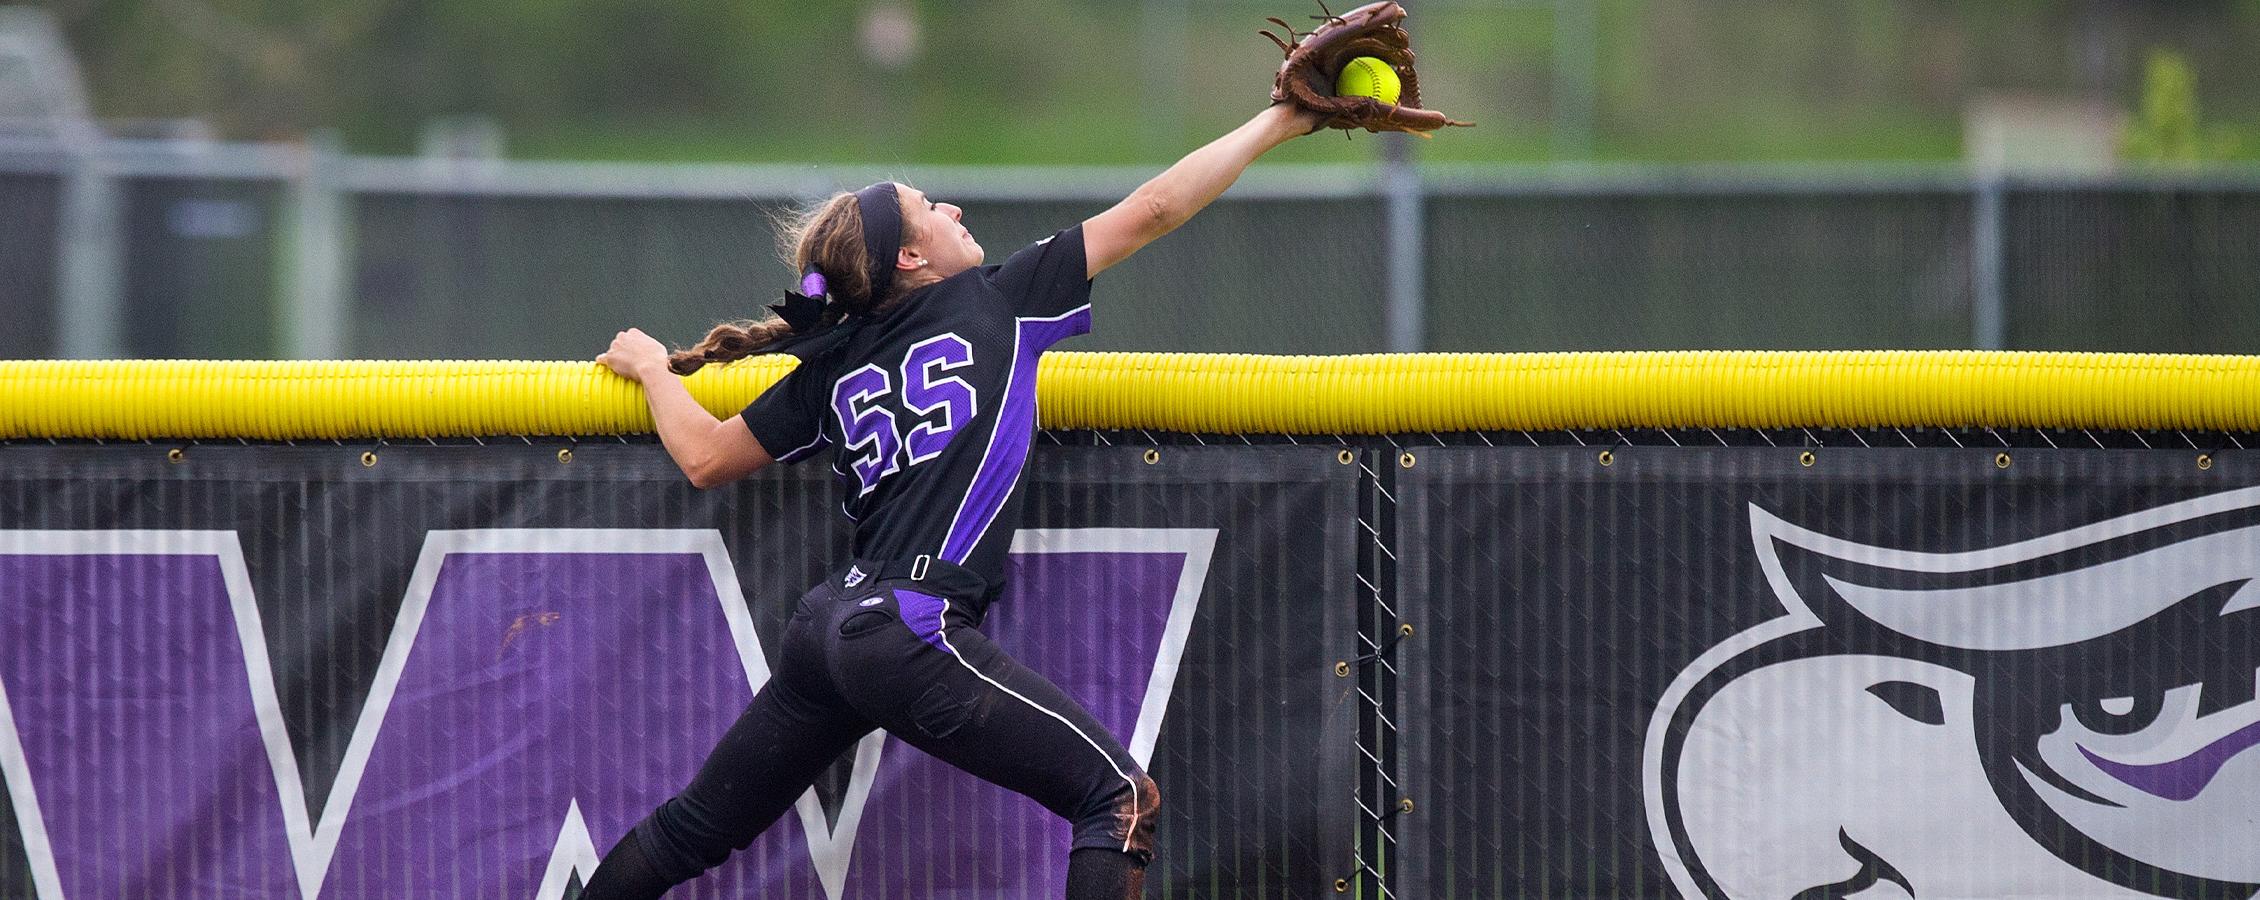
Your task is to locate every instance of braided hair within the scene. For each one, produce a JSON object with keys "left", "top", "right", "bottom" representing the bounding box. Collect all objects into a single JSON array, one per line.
[{"left": 669, "top": 188, "right": 922, "bottom": 375}]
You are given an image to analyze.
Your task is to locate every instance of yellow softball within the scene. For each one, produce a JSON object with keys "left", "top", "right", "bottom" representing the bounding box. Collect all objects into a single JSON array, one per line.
[{"left": 1334, "top": 56, "right": 1402, "bottom": 106}]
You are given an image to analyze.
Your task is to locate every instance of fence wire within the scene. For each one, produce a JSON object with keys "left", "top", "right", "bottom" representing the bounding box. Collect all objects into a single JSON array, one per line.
[{"left": 5, "top": 162, "right": 2260, "bottom": 359}]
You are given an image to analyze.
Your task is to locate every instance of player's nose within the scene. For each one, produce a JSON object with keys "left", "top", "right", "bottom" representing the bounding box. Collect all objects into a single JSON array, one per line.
[{"left": 941, "top": 202, "right": 963, "bottom": 221}]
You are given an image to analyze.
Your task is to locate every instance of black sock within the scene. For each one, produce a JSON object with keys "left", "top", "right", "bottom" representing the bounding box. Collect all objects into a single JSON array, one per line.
[
  {"left": 579, "top": 831, "right": 674, "bottom": 900},
  {"left": 1065, "top": 846, "right": 1147, "bottom": 900}
]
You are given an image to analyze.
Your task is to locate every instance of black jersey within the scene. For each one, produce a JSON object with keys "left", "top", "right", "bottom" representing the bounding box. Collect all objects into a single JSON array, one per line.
[{"left": 740, "top": 225, "right": 1093, "bottom": 590}]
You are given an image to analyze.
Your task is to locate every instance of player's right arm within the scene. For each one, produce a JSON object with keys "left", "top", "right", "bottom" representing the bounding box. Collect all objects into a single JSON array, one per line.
[
  {"left": 642, "top": 378, "right": 775, "bottom": 490},
  {"left": 600, "top": 327, "right": 776, "bottom": 489},
  {"left": 1082, "top": 102, "right": 1318, "bottom": 278}
]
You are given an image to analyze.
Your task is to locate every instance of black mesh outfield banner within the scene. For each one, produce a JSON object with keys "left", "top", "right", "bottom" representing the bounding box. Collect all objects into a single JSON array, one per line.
[
  {"left": 0, "top": 441, "right": 1358, "bottom": 899},
  {"left": 1395, "top": 447, "right": 2260, "bottom": 900},
  {"left": 6, "top": 439, "right": 2260, "bottom": 898}
]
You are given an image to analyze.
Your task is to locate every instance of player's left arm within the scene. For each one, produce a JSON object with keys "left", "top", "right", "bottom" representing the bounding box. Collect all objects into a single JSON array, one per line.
[{"left": 1082, "top": 102, "right": 1319, "bottom": 278}]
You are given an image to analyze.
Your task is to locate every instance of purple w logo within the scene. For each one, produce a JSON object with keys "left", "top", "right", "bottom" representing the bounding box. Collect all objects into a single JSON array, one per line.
[{"left": 0, "top": 528, "right": 1213, "bottom": 898}]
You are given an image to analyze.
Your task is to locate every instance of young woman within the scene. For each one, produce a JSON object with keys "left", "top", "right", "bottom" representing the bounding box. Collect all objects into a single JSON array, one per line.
[{"left": 585, "top": 101, "right": 1320, "bottom": 899}]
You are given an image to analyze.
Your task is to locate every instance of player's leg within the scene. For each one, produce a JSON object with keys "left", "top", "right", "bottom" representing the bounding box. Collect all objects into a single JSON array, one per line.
[
  {"left": 832, "top": 586, "right": 1159, "bottom": 899},
  {"left": 584, "top": 592, "right": 875, "bottom": 899},
  {"left": 1065, "top": 847, "right": 1149, "bottom": 899}
]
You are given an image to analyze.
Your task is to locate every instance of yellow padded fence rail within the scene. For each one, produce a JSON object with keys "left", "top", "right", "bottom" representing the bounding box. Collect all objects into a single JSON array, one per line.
[{"left": 4, "top": 351, "right": 2260, "bottom": 440}]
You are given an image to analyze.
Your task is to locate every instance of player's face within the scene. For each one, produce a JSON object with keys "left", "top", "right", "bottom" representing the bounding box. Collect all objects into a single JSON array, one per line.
[{"left": 901, "top": 185, "right": 983, "bottom": 277}]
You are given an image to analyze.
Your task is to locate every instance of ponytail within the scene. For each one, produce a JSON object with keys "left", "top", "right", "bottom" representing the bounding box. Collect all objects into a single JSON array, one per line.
[
  {"left": 669, "top": 186, "right": 923, "bottom": 375},
  {"left": 667, "top": 318, "right": 796, "bottom": 376}
]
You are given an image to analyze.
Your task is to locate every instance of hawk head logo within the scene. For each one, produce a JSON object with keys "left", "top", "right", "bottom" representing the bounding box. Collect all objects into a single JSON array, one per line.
[{"left": 1646, "top": 489, "right": 2260, "bottom": 899}]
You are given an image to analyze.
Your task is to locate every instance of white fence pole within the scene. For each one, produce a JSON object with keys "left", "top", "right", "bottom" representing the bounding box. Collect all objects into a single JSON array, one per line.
[
  {"left": 282, "top": 131, "right": 350, "bottom": 359},
  {"left": 1972, "top": 173, "right": 2007, "bottom": 350},
  {"left": 56, "top": 151, "right": 123, "bottom": 358},
  {"left": 1382, "top": 133, "right": 1425, "bottom": 353}
]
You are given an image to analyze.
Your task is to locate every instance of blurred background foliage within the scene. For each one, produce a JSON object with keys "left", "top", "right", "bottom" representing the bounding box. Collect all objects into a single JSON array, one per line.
[{"left": 32, "top": 0, "right": 2260, "bottom": 165}]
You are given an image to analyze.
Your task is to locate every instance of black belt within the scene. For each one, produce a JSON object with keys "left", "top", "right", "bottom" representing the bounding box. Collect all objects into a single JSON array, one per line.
[{"left": 831, "top": 553, "right": 990, "bottom": 600}]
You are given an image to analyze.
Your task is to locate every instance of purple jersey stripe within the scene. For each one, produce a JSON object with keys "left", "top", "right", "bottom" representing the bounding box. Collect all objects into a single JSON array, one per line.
[{"left": 939, "top": 306, "right": 1092, "bottom": 563}]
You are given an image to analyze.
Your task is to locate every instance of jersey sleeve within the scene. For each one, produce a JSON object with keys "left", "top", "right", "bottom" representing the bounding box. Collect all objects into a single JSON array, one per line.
[
  {"left": 738, "top": 361, "right": 832, "bottom": 465},
  {"left": 988, "top": 224, "right": 1094, "bottom": 334}
]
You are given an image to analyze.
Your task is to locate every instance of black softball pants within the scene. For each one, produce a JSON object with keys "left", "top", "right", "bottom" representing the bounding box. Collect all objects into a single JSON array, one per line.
[{"left": 584, "top": 558, "right": 1158, "bottom": 898}]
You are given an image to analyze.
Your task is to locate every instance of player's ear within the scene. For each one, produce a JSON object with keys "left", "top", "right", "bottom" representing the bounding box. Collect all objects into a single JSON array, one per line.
[{"left": 897, "top": 247, "right": 925, "bottom": 272}]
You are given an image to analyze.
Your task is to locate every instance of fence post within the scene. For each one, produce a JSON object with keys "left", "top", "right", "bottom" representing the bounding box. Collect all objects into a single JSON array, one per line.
[
  {"left": 282, "top": 131, "right": 350, "bottom": 359},
  {"left": 1382, "top": 134, "right": 1425, "bottom": 353},
  {"left": 56, "top": 149, "right": 123, "bottom": 358},
  {"left": 1971, "top": 173, "right": 2007, "bottom": 350}
]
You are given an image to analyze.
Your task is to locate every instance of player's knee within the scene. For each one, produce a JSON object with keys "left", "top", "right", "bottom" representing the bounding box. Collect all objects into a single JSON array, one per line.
[
  {"left": 1135, "top": 773, "right": 1162, "bottom": 823},
  {"left": 636, "top": 795, "right": 752, "bottom": 881},
  {"left": 1089, "top": 772, "right": 1161, "bottom": 864}
]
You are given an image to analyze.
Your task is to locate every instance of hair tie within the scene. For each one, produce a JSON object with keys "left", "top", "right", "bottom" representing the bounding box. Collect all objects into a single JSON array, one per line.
[{"left": 767, "top": 265, "right": 827, "bottom": 333}]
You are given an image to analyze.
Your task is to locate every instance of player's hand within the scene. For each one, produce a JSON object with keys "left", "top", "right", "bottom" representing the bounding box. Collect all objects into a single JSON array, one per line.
[
  {"left": 1266, "top": 101, "right": 1326, "bottom": 137},
  {"left": 597, "top": 328, "right": 670, "bottom": 383}
]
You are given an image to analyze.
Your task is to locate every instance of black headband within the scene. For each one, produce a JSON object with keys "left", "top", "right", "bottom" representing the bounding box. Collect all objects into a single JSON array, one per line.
[{"left": 852, "top": 181, "right": 904, "bottom": 307}]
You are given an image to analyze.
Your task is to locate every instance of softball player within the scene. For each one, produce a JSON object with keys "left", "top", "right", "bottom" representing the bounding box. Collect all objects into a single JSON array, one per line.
[{"left": 585, "top": 101, "right": 1319, "bottom": 899}]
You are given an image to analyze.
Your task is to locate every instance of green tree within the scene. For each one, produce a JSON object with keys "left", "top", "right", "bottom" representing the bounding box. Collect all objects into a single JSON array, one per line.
[{"left": 2121, "top": 48, "right": 2240, "bottom": 163}]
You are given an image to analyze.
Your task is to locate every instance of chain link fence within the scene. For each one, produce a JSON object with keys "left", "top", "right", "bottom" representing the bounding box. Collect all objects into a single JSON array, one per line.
[{"left": 2, "top": 146, "right": 2257, "bottom": 360}]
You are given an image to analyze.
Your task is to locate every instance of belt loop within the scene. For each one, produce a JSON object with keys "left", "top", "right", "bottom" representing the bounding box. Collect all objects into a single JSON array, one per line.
[{"left": 911, "top": 554, "right": 931, "bottom": 581}]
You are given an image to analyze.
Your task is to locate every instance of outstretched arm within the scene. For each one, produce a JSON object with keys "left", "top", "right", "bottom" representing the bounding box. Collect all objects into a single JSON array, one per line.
[{"left": 1083, "top": 103, "right": 1319, "bottom": 278}]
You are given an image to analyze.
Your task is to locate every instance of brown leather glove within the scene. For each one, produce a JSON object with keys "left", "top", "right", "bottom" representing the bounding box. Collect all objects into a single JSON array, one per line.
[{"left": 1263, "top": 1, "right": 1474, "bottom": 136}]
